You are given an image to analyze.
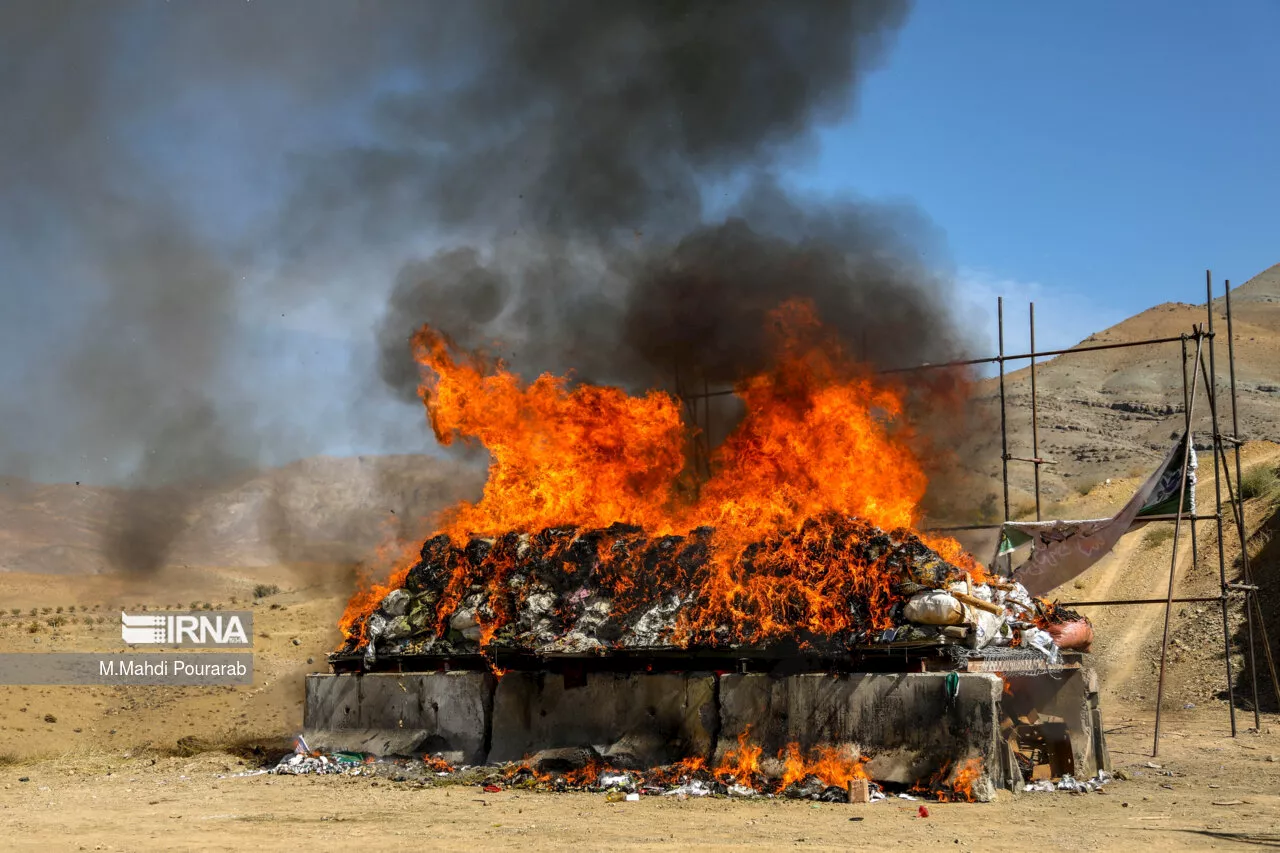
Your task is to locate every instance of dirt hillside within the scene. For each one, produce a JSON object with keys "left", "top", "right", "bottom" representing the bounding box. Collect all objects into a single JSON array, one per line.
[{"left": 954, "top": 263, "right": 1280, "bottom": 519}]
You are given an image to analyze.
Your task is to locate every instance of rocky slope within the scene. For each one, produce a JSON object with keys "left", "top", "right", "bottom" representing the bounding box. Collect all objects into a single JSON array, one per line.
[{"left": 958, "top": 263, "right": 1280, "bottom": 518}]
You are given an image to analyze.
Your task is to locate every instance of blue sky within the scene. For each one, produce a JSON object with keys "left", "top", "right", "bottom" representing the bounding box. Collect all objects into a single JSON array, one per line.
[{"left": 789, "top": 0, "right": 1279, "bottom": 356}]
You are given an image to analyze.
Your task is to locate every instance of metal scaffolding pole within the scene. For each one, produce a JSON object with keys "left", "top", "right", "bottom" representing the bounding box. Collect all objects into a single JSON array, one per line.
[
  {"left": 1030, "top": 303, "right": 1042, "bottom": 520},
  {"left": 1205, "top": 269, "right": 1237, "bottom": 737},
  {"left": 1218, "top": 279, "right": 1280, "bottom": 712},
  {"left": 1224, "top": 281, "right": 1263, "bottom": 727},
  {"left": 1154, "top": 329, "right": 1204, "bottom": 758},
  {"left": 1182, "top": 336, "right": 1202, "bottom": 595},
  {"left": 998, "top": 297, "right": 1010, "bottom": 526}
]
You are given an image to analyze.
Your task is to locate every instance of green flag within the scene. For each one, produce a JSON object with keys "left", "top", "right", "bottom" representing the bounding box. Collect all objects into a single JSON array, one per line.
[{"left": 1005, "top": 432, "right": 1193, "bottom": 595}]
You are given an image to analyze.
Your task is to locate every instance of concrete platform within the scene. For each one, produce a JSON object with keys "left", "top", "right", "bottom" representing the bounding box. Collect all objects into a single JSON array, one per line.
[
  {"left": 303, "top": 671, "right": 493, "bottom": 764},
  {"left": 489, "top": 671, "right": 715, "bottom": 767},
  {"left": 717, "top": 672, "right": 1006, "bottom": 787},
  {"left": 302, "top": 667, "right": 1106, "bottom": 793}
]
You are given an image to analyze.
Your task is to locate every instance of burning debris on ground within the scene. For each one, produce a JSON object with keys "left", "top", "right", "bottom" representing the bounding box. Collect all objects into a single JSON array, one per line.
[
  {"left": 274, "top": 731, "right": 1116, "bottom": 802},
  {"left": 273, "top": 733, "right": 1013, "bottom": 803}
]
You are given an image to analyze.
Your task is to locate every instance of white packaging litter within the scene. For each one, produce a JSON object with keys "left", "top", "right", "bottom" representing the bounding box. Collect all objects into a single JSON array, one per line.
[{"left": 903, "top": 591, "right": 966, "bottom": 626}]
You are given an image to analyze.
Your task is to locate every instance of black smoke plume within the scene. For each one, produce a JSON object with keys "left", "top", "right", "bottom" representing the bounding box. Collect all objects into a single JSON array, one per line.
[
  {"left": 0, "top": 1, "right": 979, "bottom": 575},
  {"left": 370, "top": 1, "right": 973, "bottom": 409}
]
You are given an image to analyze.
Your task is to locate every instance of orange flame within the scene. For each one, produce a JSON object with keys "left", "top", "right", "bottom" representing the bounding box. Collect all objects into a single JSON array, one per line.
[
  {"left": 422, "top": 754, "right": 456, "bottom": 774},
  {"left": 916, "top": 757, "right": 984, "bottom": 802},
  {"left": 338, "top": 537, "right": 422, "bottom": 643},
  {"left": 779, "top": 742, "right": 868, "bottom": 790},
  {"left": 714, "top": 727, "right": 764, "bottom": 787},
  {"left": 945, "top": 757, "right": 983, "bottom": 802},
  {"left": 340, "top": 299, "right": 979, "bottom": 644}
]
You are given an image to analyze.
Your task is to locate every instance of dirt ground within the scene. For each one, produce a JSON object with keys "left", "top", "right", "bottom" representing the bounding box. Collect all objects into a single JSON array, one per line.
[
  {"left": 0, "top": 712, "right": 1276, "bottom": 852},
  {"left": 0, "top": 444, "right": 1277, "bottom": 850}
]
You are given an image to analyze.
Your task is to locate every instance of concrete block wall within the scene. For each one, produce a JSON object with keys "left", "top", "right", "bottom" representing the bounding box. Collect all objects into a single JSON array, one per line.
[{"left": 303, "top": 667, "right": 1103, "bottom": 791}]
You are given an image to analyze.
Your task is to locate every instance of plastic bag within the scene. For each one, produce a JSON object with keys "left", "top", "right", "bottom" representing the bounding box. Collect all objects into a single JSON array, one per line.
[
  {"left": 903, "top": 591, "right": 966, "bottom": 626},
  {"left": 1046, "top": 619, "right": 1094, "bottom": 652},
  {"left": 970, "top": 608, "right": 1006, "bottom": 649}
]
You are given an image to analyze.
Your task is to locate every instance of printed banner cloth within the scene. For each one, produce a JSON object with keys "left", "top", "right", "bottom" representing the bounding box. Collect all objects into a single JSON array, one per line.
[{"left": 1004, "top": 433, "right": 1195, "bottom": 596}]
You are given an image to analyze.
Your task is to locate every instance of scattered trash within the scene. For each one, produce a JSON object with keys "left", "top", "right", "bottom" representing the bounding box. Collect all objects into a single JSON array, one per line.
[
  {"left": 265, "top": 737, "right": 980, "bottom": 804},
  {"left": 918, "top": 805, "right": 929, "bottom": 818},
  {"left": 1023, "top": 771, "right": 1113, "bottom": 794},
  {"left": 847, "top": 778, "right": 871, "bottom": 804},
  {"left": 664, "top": 781, "right": 714, "bottom": 798},
  {"left": 1212, "top": 800, "right": 1245, "bottom": 806},
  {"left": 598, "top": 772, "right": 633, "bottom": 788}
]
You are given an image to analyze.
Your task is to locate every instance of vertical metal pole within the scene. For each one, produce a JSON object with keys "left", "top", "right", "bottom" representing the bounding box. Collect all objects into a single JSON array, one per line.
[
  {"left": 1212, "top": 404, "right": 1265, "bottom": 726},
  {"left": 1181, "top": 337, "right": 1201, "bottom": 601},
  {"left": 1200, "top": 351, "right": 1249, "bottom": 729},
  {"left": 1226, "top": 282, "right": 1279, "bottom": 716},
  {"left": 1030, "top": 302, "right": 1042, "bottom": 521},
  {"left": 1206, "top": 272, "right": 1238, "bottom": 736},
  {"left": 1154, "top": 330, "right": 1205, "bottom": 757},
  {"left": 1225, "top": 279, "right": 1260, "bottom": 726},
  {"left": 998, "top": 297, "right": 1009, "bottom": 522}
]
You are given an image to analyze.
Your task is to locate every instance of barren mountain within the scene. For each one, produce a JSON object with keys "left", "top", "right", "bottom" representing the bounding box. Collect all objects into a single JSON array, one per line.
[
  {"left": 0, "top": 454, "right": 482, "bottom": 575},
  {"left": 955, "top": 262, "right": 1280, "bottom": 520}
]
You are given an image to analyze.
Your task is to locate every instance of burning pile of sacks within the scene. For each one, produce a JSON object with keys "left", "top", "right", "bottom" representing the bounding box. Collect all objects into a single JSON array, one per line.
[{"left": 341, "top": 513, "right": 1091, "bottom": 664}]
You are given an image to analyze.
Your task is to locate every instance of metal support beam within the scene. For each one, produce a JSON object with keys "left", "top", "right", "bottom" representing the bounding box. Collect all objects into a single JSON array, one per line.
[
  {"left": 1030, "top": 302, "right": 1042, "bottom": 520},
  {"left": 1154, "top": 330, "right": 1204, "bottom": 757},
  {"left": 1226, "top": 280, "right": 1278, "bottom": 719},
  {"left": 1204, "top": 272, "right": 1237, "bottom": 738},
  {"left": 998, "top": 297, "right": 1010, "bottom": 527}
]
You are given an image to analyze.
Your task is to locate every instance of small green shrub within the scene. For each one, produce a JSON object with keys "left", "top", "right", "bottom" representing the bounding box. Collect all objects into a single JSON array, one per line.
[
  {"left": 1143, "top": 526, "right": 1176, "bottom": 550},
  {"left": 253, "top": 584, "right": 281, "bottom": 600},
  {"left": 1240, "top": 465, "right": 1280, "bottom": 503}
]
